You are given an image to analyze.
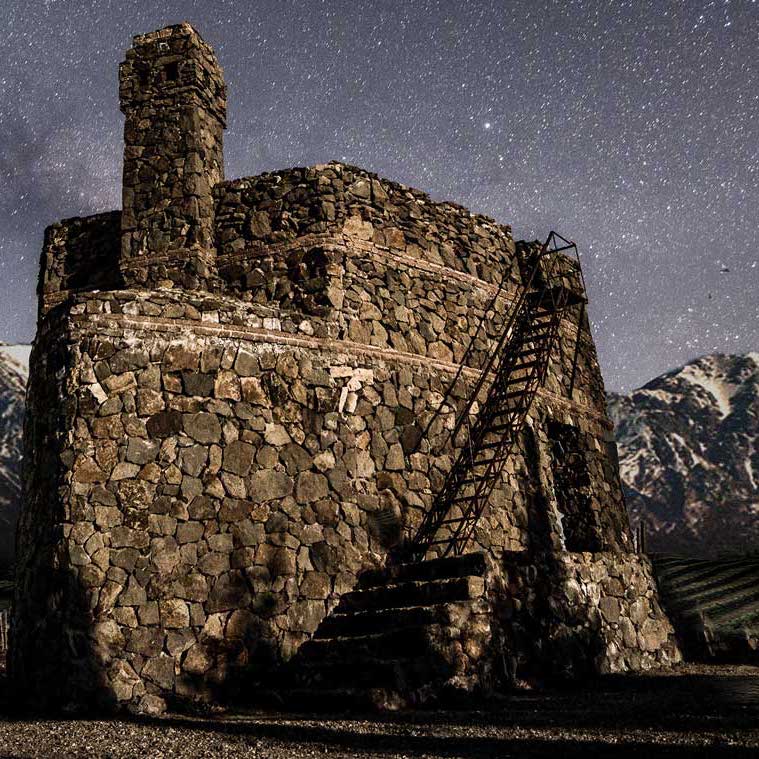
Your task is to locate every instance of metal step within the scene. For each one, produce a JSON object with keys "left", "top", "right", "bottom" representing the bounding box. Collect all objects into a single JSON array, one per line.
[
  {"left": 335, "top": 575, "right": 486, "bottom": 614},
  {"left": 514, "top": 346, "right": 543, "bottom": 358}
]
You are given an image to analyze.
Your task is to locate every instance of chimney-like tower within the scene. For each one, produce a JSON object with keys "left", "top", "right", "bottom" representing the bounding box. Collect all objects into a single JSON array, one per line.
[{"left": 119, "top": 23, "right": 226, "bottom": 290}]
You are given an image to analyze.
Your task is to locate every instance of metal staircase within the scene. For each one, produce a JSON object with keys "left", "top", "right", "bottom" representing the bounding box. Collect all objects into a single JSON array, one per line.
[{"left": 407, "top": 232, "right": 587, "bottom": 561}]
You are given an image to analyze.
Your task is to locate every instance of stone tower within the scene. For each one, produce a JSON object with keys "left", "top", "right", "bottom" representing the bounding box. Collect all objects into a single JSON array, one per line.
[
  {"left": 119, "top": 23, "right": 226, "bottom": 290},
  {"left": 13, "top": 23, "right": 680, "bottom": 715}
]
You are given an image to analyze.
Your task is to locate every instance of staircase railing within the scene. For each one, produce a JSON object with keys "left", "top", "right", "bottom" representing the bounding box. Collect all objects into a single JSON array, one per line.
[{"left": 406, "top": 231, "right": 587, "bottom": 561}]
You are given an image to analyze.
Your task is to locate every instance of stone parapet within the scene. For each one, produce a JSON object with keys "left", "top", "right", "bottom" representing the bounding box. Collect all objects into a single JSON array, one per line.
[
  {"left": 38, "top": 212, "right": 122, "bottom": 318},
  {"left": 214, "top": 162, "right": 515, "bottom": 286}
]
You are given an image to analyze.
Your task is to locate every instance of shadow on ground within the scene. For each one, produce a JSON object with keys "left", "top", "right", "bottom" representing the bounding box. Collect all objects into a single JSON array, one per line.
[{"left": 1, "top": 666, "right": 759, "bottom": 757}]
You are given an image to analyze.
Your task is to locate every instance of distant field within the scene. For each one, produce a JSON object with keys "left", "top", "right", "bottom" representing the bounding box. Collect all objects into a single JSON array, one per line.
[{"left": 652, "top": 554, "right": 759, "bottom": 662}]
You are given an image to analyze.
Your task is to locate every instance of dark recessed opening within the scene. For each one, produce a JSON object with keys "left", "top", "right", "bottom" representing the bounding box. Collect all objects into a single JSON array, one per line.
[
  {"left": 164, "top": 62, "right": 179, "bottom": 82},
  {"left": 136, "top": 63, "right": 150, "bottom": 86},
  {"left": 547, "top": 420, "right": 600, "bottom": 552}
]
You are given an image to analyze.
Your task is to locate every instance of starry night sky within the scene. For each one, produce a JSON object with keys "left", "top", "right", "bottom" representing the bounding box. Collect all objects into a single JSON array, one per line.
[{"left": 1, "top": 0, "right": 757, "bottom": 391}]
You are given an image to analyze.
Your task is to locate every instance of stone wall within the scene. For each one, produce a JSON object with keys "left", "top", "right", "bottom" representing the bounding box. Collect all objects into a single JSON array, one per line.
[
  {"left": 38, "top": 212, "right": 122, "bottom": 318},
  {"left": 16, "top": 173, "right": 643, "bottom": 712},
  {"left": 499, "top": 552, "right": 682, "bottom": 678},
  {"left": 15, "top": 281, "right": 633, "bottom": 712}
]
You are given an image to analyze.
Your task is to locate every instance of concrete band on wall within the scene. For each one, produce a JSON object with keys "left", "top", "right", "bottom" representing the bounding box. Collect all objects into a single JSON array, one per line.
[{"left": 39, "top": 220, "right": 603, "bottom": 415}]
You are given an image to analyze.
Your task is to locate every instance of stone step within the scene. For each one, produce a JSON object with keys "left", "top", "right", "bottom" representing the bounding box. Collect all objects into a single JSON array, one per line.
[
  {"left": 335, "top": 575, "right": 486, "bottom": 615},
  {"left": 300, "top": 623, "right": 451, "bottom": 664},
  {"left": 357, "top": 552, "right": 488, "bottom": 590},
  {"left": 290, "top": 553, "right": 496, "bottom": 701},
  {"left": 314, "top": 599, "right": 489, "bottom": 640}
]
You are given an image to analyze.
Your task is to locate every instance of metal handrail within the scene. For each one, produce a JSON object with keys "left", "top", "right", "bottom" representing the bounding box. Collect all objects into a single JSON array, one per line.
[
  {"left": 419, "top": 236, "right": 553, "bottom": 460},
  {"left": 407, "top": 231, "right": 587, "bottom": 560}
]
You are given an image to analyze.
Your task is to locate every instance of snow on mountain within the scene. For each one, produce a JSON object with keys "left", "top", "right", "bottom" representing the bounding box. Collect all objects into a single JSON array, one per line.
[
  {"left": 0, "top": 343, "right": 28, "bottom": 572},
  {"left": 608, "top": 353, "right": 759, "bottom": 556},
  {"left": 0, "top": 344, "right": 30, "bottom": 377}
]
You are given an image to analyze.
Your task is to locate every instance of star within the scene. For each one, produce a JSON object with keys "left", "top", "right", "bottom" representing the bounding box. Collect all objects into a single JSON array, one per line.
[{"left": 0, "top": 0, "right": 756, "bottom": 392}]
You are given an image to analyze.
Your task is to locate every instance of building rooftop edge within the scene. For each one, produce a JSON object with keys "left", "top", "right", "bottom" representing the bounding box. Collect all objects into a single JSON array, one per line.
[
  {"left": 131, "top": 22, "right": 206, "bottom": 47},
  {"left": 216, "top": 160, "right": 514, "bottom": 235},
  {"left": 45, "top": 162, "right": 516, "bottom": 237}
]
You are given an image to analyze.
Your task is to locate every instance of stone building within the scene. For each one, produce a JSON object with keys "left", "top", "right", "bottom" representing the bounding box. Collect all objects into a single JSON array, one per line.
[{"left": 12, "top": 23, "right": 680, "bottom": 714}]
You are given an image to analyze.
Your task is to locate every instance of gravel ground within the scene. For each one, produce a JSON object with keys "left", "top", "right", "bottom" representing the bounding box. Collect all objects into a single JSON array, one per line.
[{"left": 1, "top": 664, "right": 759, "bottom": 758}]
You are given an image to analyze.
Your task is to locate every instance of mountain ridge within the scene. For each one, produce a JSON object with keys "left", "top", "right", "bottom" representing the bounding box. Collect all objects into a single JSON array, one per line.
[
  {"left": 0, "top": 344, "right": 27, "bottom": 571},
  {"left": 608, "top": 352, "right": 759, "bottom": 556}
]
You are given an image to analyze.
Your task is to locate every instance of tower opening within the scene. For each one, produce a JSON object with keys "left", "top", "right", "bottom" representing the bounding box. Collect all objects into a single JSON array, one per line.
[{"left": 547, "top": 419, "right": 600, "bottom": 552}]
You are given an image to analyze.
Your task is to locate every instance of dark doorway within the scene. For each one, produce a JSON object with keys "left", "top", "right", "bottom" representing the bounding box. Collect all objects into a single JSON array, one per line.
[{"left": 546, "top": 421, "right": 601, "bottom": 552}]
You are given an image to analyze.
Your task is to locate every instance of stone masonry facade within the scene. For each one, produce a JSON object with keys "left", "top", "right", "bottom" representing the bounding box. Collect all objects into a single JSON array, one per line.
[{"left": 13, "top": 23, "right": 679, "bottom": 715}]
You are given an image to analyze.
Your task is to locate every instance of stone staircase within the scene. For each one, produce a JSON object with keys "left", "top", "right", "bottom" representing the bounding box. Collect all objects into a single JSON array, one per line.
[{"left": 287, "top": 552, "right": 505, "bottom": 708}]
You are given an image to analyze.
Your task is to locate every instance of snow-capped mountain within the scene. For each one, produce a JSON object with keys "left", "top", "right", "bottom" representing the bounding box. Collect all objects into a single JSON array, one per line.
[
  {"left": 608, "top": 353, "right": 759, "bottom": 556},
  {"left": 0, "top": 344, "right": 28, "bottom": 573}
]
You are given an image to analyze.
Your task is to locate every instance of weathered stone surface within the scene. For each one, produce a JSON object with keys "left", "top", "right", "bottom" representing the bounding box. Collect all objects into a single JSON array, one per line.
[
  {"left": 126, "top": 438, "right": 159, "bottom": 465},
  {"left": 234, "top": 351, "right": 259, "bottom": 377},
  {"left": 183, "top": 413, "right": 222, "bottom": 444},
  {"left": 173, "top": 573, "right": 209, "bottom": 602},
  {"left": 207, "top": 573, "right": 251, "bottom": 613},
  {"left": 263, "top": 424, "right": 290, "bottom": 447},
  {"left": 289, "top": 600, "right": 324, "bottom": 634},
  {"left": 215, "top": 370, "right": 241, "bottom": 400},
  {"left": 248, "top": 470, "right": 294, "bottom": 501},
  {"left": 73, "top": 458, "right": 106, "bottom": 483},
  {"left": 146, "top": 409, "right": 183, "bottom": 440},
  {"left": 137, "top": 389, "right": 164, "bottom": 416},
  {"left": 160, "top": 599, "right": 190, "bottom": 629},
  {"left": 182, "top": 371, "right": 214, "bottom": 397},
  {"left": 142, "top": 656, "right": 175, "bottom": 690},
  {"left": 176, "top": 521, "right": 205, "bottom": 544},
  {"left": 183, "top": 644, "right": 212, "bottom": 675},
  {"left": 599, "top": 595, "right": 621, "bottom": 624},
  {"left": 223, "top": 440, "right": 254, "bottom": 476},
  {"left": 300, "top": 572, "right": 331, "bottom": 600},
  {"left": 384, "top": 443, "right": 405, "bottom": 471},
  {"left": 179, "top": 445, "right": 208, "bottom": 477},
  {"left": 295, "top": 472, "right": 329, "bottom": 504}
]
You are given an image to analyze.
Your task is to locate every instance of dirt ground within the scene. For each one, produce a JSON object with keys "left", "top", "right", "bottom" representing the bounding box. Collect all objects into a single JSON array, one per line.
[{"left": 1, "top": 664, "right": 759, "bottom": 758}]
